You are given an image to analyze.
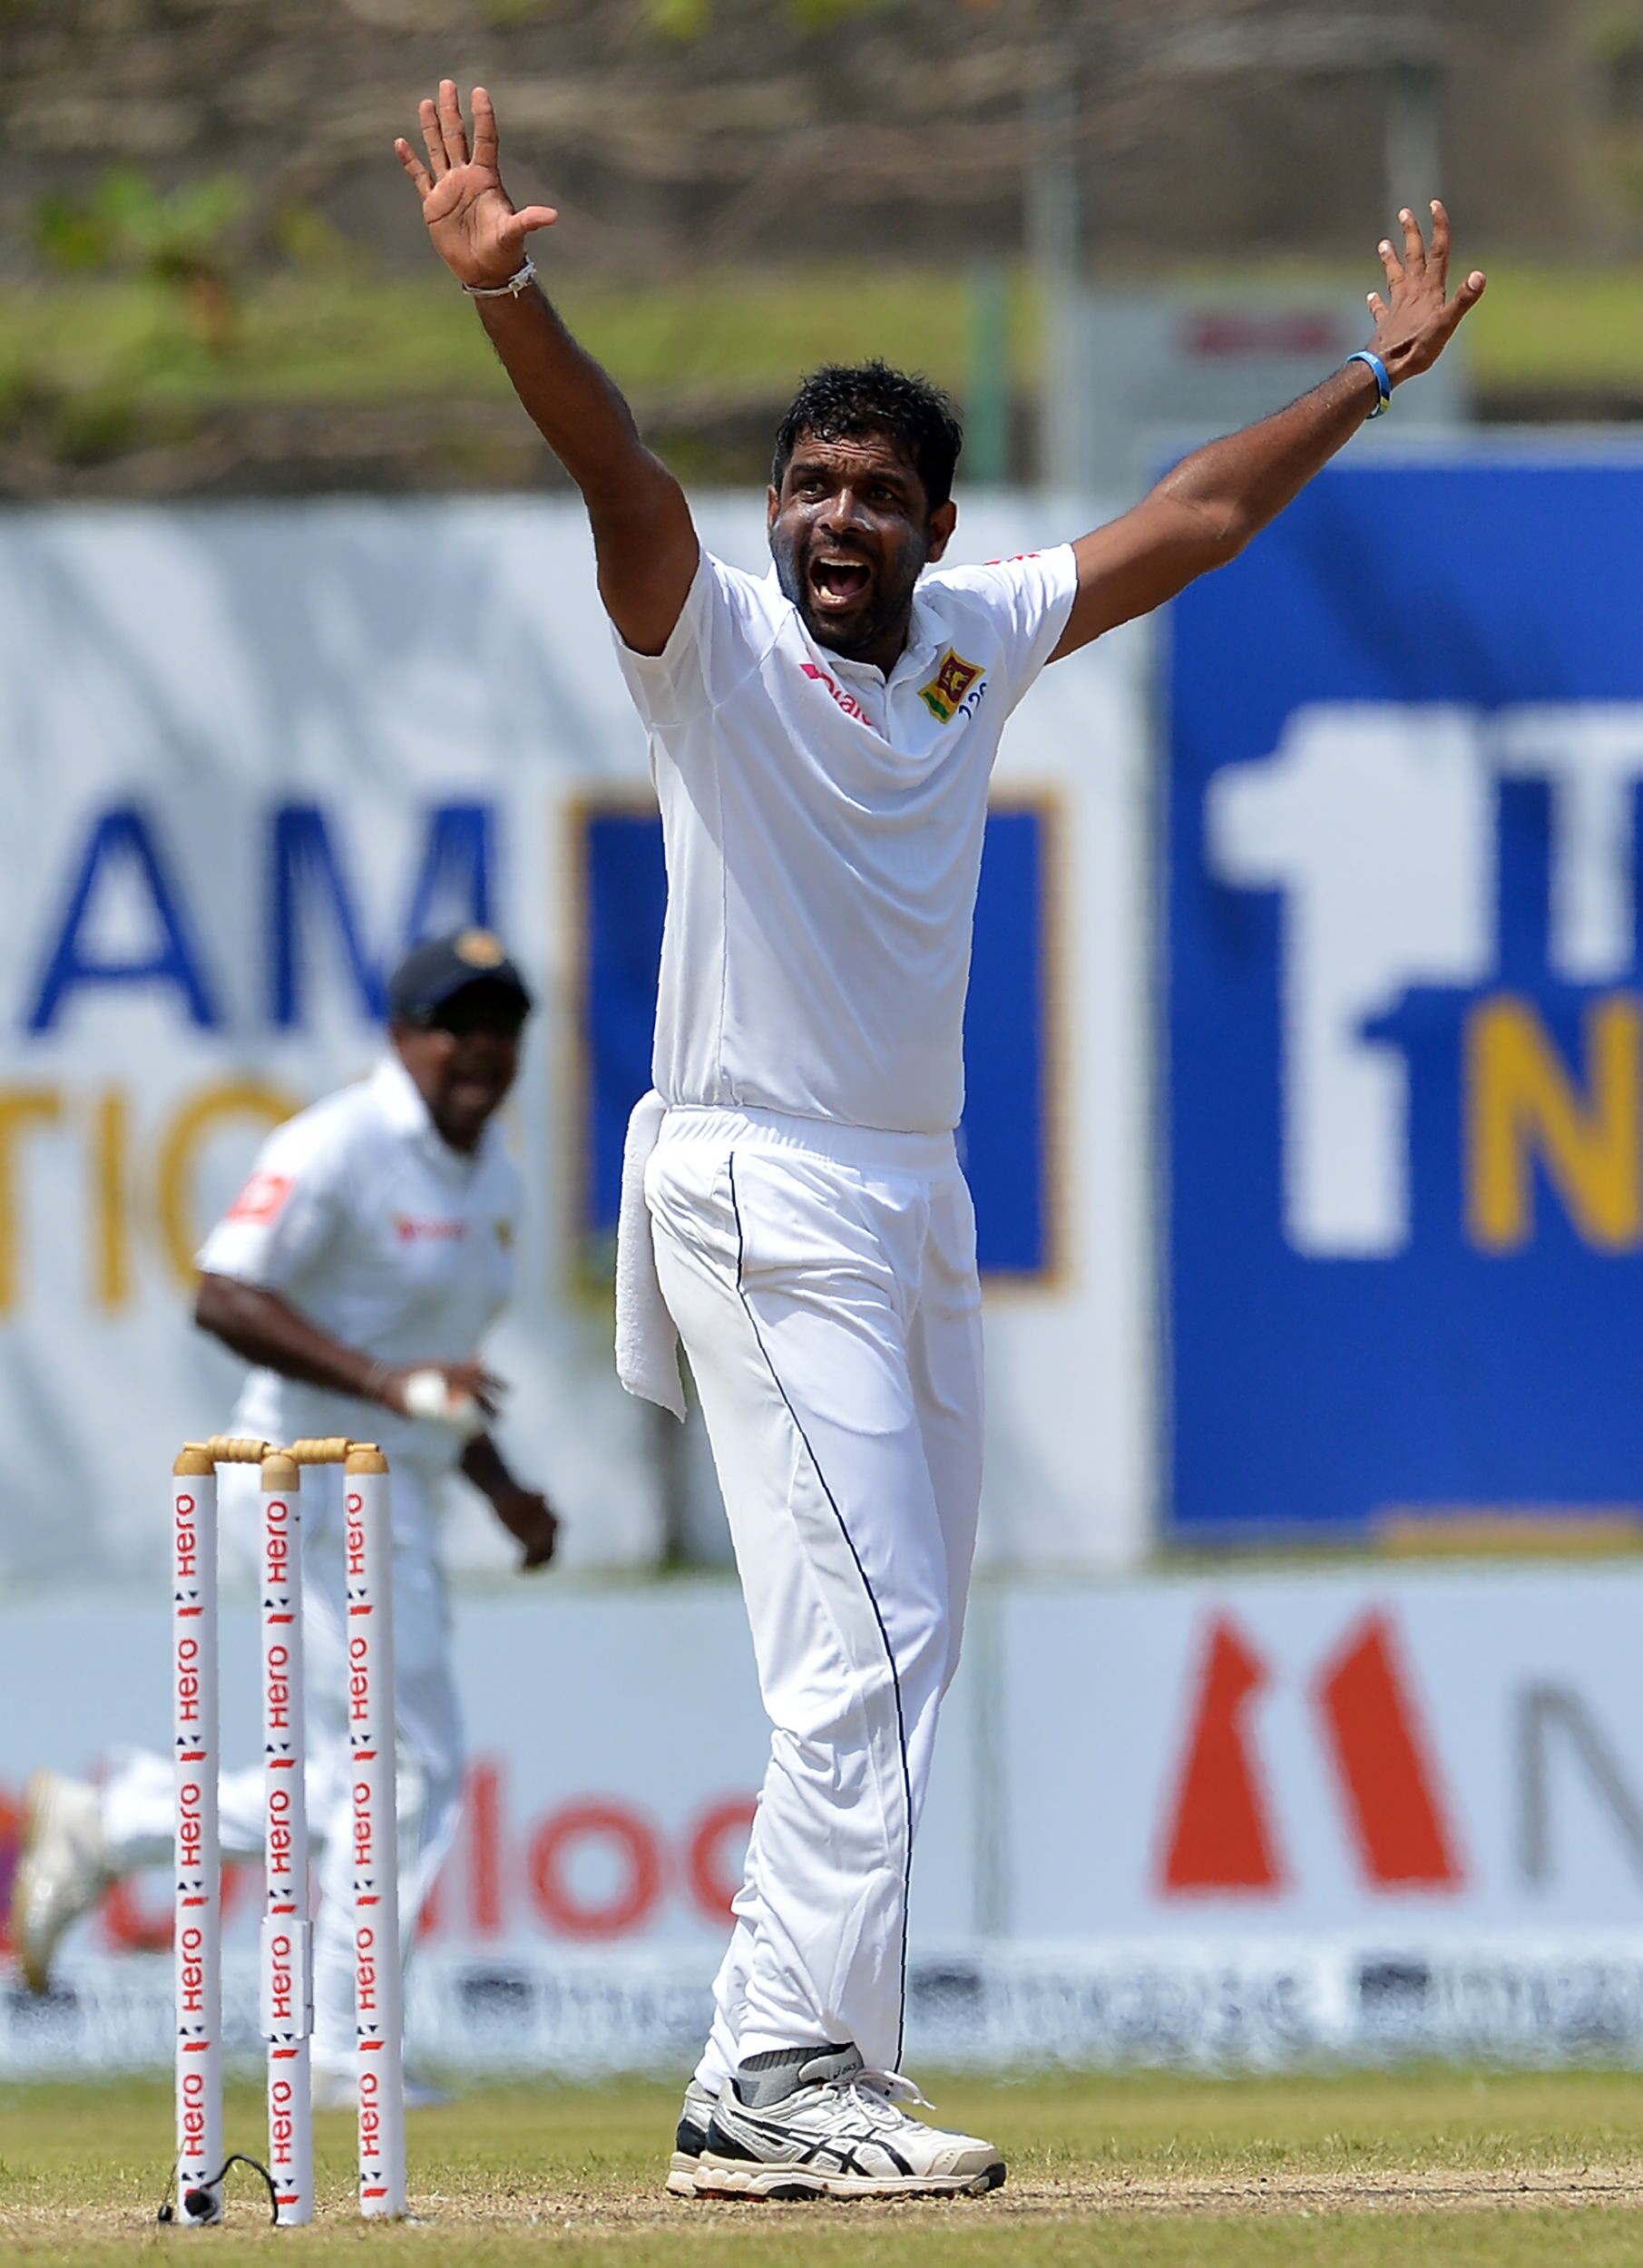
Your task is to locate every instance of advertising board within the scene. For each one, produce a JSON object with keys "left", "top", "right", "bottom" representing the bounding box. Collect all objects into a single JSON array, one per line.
[
  {"left": 1169, "top": 456, "right": 1643, "bottom": 1540},
  {"left": 7, "top": 1565, "right": 1643, "bottom": 2072},
  {"left": 0, "top": 495, "right": 1150, "bottom": 1582}
]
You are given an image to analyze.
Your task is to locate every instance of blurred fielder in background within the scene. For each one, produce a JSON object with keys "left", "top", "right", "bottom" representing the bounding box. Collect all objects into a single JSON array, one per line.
[
  {"left": 11, "top": 929, "right": 559, "bottom": 2107},
  {"left": 393, "top": 82, "right": 1482, "bottom": 2200}
]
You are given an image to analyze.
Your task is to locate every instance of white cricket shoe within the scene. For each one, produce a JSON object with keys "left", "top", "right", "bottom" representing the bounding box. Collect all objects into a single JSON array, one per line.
[
  {"left": 8, "top": 1772, "right": 107, "bottom": 1993},
  {"left": 666, "top": 2077, "right": 719, "bottom": 2197},
  {"left": 693, "top": 2043, "right": 1005, "bottom": 2200}
]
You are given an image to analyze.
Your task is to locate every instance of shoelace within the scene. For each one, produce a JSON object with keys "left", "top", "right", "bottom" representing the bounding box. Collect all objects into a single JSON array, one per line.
[{"left": 828, "top": 2068, "right": 930, "bottom": 2125}]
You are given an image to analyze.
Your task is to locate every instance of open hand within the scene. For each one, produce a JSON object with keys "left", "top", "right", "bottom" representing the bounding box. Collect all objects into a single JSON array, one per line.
[
  {"left": 395, "top": 81, "right": 557, "bottom": 291},
  {"left": 1366, "top": 200, "right": 1485, "bottom": 388}
]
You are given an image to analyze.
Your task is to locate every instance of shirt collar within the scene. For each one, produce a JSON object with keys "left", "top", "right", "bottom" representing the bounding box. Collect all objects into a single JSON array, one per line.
[
  {"left": 834, "top": 591, "right": 944, "bottom": 687},
  {"left": 771, "top": 567, "right": 944, "bottom": 685},
  {"left": 370, "top": 1053, "right": 492, "bottom": 1169},
  {"left": 897, "top": 582, "right": 946, "bottom": 672}
]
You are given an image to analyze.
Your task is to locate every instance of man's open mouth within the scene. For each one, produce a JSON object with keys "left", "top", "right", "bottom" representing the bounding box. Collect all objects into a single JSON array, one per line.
[{"left": 808, "top": 552, "right": 872, "bottom": 611}]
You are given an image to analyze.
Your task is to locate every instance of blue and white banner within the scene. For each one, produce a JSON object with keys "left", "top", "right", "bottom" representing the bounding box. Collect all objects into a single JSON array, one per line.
[
  {"left": 1169, "top": 456, "right": 1643, "bottom": 1540},
  {"left": 0, "top": 495, "right": 1149, "bottom": 1582}
]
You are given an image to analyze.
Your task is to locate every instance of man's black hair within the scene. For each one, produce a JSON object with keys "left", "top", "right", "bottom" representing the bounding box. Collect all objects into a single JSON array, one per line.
[{"left": 772, "top": 361, "right": 964, "bottom": 513}]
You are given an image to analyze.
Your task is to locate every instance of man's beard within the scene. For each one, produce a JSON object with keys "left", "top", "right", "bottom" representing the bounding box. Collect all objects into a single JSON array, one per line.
[{"left": 771, "top": 530, "right": 920, "bottom": 661}]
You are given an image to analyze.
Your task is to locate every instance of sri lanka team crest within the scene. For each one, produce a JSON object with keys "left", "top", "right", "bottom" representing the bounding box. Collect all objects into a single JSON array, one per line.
[{"left": 920, "top": 647, "right": 983, "bottom": 722}]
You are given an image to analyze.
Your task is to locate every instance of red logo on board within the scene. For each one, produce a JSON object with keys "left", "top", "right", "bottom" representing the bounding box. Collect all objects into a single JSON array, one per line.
[{"left": 1159, "top": 1609, "right": 1465, "bottom": 1893}]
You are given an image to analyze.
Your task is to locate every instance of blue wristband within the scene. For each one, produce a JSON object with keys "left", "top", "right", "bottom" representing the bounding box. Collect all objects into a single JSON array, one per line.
[{"left": 1345, "top": 348, "right": 1391, "bottom": 417}]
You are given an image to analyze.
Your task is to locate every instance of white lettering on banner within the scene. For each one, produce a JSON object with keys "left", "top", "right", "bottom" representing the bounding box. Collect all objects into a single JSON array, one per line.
[
  {"left": 1207, "top": 704, "right": 1491, "bottom": 1254},
  {"left": 1207, "top": 702, "right": 1643, "bottom": 1255}
]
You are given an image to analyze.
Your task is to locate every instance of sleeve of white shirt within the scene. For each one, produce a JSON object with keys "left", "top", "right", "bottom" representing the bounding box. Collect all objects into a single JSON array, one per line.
[
  {"left": 195, "top": 1116, "right": 349, "bottom": 1294},
  {"left": 611, "top": 548, "right": 786, "bottom": 733},
  {"left": 928, "top": 543, "right": 1081, "bottom": 710}
]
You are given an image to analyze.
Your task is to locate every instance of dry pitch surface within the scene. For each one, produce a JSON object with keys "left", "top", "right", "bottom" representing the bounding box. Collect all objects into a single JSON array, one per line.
[{"left": 4, "top": 2067, "right": 1643, "bottom": 2265}]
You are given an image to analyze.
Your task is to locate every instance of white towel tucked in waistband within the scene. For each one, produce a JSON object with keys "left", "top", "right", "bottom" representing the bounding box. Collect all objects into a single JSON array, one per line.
[{"left": 614, "top": 1090, "right": 686, "bottom": 1421}]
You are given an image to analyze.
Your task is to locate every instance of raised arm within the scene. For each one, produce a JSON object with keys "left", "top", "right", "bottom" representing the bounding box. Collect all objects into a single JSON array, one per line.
[
  {"left": 396, "top": 81, "right": 698, "bottom": 656},
  {"left": 1050, "top": 202, "right": 1486, "bottom": 660}
]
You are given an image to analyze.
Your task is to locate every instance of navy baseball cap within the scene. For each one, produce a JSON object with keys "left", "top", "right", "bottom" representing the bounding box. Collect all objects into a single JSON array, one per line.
[{"left": 387, "top": 930, "right": 533, "bottom": 1026}]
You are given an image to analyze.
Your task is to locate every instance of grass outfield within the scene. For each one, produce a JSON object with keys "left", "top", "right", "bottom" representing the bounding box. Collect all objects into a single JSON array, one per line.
[
  {"left": 3, "top": 2066, "right": 1643, "bottom": 2264},
  {"left": 6, "top": 258, "right": 1643, "bottom": 425},
  {"left": 0, "top": 268, "right": 1025, "bottom": 419}
]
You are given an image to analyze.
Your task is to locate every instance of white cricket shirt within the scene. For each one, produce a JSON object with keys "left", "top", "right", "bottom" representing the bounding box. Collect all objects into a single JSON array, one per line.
[
  {"left": 614, "top": 543, "right": 1079, "bottom": 1136},
  {"left": 196, "top": 1055, "right": 520, "bottom": 1470}
]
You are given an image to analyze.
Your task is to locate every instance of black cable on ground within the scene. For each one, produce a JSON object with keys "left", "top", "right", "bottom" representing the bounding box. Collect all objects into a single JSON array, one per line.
[{"left": 155, "top": 2152, "right": 279, "bottom": 2226}]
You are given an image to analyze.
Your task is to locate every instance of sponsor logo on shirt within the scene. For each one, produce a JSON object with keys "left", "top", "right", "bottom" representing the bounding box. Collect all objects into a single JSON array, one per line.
[
  {"left": 393, "top": 1213, "right": 468, "bottom": 1244},
  {"left": 227, "top": 1171, "right": 292, "bottom": 1225},
  {"left": 494, "top": 1218, "right": 514, "bottom": 1251},
  {"left": 919, "top": 647, "right": 985, "bottom": 724},
  {"left": 799, "top": 660, "right": 869, "bottom": 722}
]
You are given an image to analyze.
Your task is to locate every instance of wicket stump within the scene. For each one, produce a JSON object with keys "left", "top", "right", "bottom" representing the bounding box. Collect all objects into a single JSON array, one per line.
[{"left": 171, "top": 1434, "right": 406, "bottom": 2226}]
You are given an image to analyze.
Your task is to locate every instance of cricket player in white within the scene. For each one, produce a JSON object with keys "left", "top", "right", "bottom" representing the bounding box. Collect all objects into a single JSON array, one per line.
[
  {"left": 13, "top": 932, "right": 559, "bottom": 2103},
  {"left": 395, "top": 81, "right": 1483, "bottom": 2197}
]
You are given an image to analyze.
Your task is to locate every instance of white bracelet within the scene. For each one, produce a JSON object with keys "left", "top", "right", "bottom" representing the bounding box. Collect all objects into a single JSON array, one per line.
[{"left": 463, "top": 259, "right": 536, "bottom": 299}]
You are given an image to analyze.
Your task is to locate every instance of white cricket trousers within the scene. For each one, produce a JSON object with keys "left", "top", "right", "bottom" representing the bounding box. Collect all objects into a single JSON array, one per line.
[
  {"left": 101, "top": 1458, "right": 463, "bottom": 2076},
  {"left": 645, "top": 1104, "right": 984, "bottom": 2086}
]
